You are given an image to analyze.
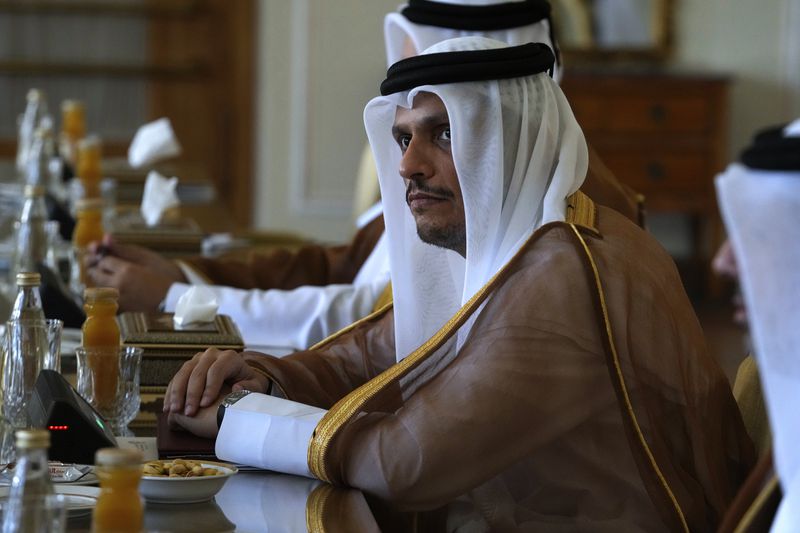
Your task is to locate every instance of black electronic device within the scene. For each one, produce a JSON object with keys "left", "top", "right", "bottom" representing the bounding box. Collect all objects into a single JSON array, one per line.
[{"left": 27, "top": 370, "right": 117, "bottom": 464}]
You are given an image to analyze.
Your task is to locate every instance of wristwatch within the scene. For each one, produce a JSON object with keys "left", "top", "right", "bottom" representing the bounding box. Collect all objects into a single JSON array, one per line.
[{"left": 216, "top": 390, "right": 252, "bottom": 429}]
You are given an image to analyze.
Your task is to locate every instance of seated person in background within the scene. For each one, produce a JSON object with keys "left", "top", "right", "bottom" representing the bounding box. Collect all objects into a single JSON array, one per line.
[
  {"left": 86, "top": 214, "right": 389, "bottom": 351},
  {"left": 715, "top": 119, "right": 800, "bottom": 533},
  {"left": 166, "top": 38, "right": 754, "bottom": 531},
  {"left": 86, "top": 0, "right": 641, "bottom": 352}
]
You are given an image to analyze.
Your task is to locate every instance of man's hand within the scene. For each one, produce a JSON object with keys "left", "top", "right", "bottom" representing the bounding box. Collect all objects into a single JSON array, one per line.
[
  {"left": 164, "top": 348, "right": 270, "bottom": 417},
  {"left": 167, "top": 395, "right": 224, "bottom": 440},
  {"left": 88, "top": 236, "right": 186, "bottom": 281},
  {"left": 85, "top": 235, "right": 188, "bottom": 312}
]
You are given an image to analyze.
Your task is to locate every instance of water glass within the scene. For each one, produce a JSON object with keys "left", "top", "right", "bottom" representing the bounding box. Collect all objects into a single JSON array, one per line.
[
  {"left": 0, "top": 493, "right": 67, "bottom": 533},
  {"left": 0, "top": 415, "right": 13, "bottom": 470},
  {"left": 2, "top": 318, "right": 63, "bottom": 428},
  {"left": 75, "top": 346, "right": 142, "bottom": 434}
]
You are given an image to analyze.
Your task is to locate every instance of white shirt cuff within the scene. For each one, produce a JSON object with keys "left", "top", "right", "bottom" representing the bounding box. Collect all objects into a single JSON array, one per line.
[{"left": 215, "top": 393, "right": 327, "bottom": 478}]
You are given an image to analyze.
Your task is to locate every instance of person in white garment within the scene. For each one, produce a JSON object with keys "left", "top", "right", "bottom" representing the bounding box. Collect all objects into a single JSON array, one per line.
[
  {"left": 86, "top": 0, "right": 561, "bottom": 351},
  {"left": 715, "top": 119, "right": 800, "bottom": 533}
]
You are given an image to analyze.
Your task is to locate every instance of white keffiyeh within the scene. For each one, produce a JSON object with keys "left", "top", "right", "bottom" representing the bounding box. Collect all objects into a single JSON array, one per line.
[
  {"left": 715, "top": 118, "right": 800, "bottom": 533},
  {"left": 385, "top": 0, "right": 560, "bottom": 81},
  {"left": 365, "top": 37, "right": 587, "bottom": 362}
]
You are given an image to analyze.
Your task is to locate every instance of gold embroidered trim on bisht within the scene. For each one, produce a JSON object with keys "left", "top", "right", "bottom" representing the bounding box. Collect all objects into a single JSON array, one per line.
[
  {"left": 734, "top": 476, "right": 780, "bottom": 533},
  {"left": 565, "top": 190, "right": 599, "bottom": 234},
  {"left": 305, "top": 483, "right": 335, "bottom": 532},
  {"left": 308, "top": 302, "right": 394, "bottom": 352},
  {"left": 372, "top": 282, "right": 394, "bottom": 312},
  {"left": 568, "top": 223, "right": 689, "bottom": 533},
  {"left": 308, "top": 195, "right": 600, "bottom": 484}
]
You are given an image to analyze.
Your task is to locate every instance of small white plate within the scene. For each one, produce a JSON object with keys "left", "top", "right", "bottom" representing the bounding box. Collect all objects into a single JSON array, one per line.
[
  {"left": 0, "top": 485, "right": 99, "bottom": 517},
  {"left": 139, "top": 460, "right": 237, "bottom": 504}
]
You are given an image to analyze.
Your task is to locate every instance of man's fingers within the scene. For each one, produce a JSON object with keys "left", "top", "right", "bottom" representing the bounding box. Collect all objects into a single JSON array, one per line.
[
  {"left": 200, "top": 351, "right": 245, "bottom": 407},
  {"left": 184, "top": 350, "right": 221, "bottom": 416},
  {"left": 166, "top": 355, "right": 201, "bottom": 414}
]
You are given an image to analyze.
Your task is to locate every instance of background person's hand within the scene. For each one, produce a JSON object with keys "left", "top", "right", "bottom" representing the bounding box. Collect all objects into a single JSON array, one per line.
[
  {"left": 164, "top": 348, "right": 270, "bottom": 417},
  {"left": 87, "top": 235, "right": 186, "bottom": 281},
  {"left": 86, "top": 255, "right": 175, "bottom": 312}
]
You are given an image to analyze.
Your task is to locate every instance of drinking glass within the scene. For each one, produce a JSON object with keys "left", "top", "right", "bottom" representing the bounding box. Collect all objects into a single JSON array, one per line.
[
  {"left": 75, "top": 346, "right": 142, "bottom": 435},
  {"left": 2, "top": 318, "right": 63, "bottom": 428}
]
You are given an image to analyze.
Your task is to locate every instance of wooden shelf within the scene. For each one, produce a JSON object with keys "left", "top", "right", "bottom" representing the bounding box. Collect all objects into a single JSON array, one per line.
[
  {"left": 0, "top": 0, "right": 202, "bottom": 17},
  {"left": 0, "top": 60, "right": 209, "bottom": 79}
]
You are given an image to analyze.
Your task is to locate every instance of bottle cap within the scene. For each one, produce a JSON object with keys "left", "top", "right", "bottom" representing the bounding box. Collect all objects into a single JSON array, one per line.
[
  {"left": 74, "top": 198, "right": 104, "bottom": 212},
  {"left": 84, "top": 287, "right": 119, "bottom": 302},
  {"left": 23, "top": 184, "right": 45, "bottom": 197},
  {"left": 26, "top": 88, "right": 44, "bottom": 102},
  {"left": 15, "top": 272, "right": 41, "bottom": 287},
  {"left": 95, "top": 447, "right": 142, "bottom": 467},
  {"left": 61, "top": 100, "right": 84, "bottom": 114},
  {"left": 14, "top": 429, "right": 50, "bottom": 450},
  {"left": 78, "top": 135, "right": 101, "bottom": 151}
]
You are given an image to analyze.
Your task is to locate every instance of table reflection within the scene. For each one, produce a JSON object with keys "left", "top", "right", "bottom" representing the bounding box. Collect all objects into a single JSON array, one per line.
[{"left": 82, "top": 469, "right": 473, "bottom": 533}]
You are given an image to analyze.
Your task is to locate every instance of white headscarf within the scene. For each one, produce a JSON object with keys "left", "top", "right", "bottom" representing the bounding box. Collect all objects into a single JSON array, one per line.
[
  {"left": 715, "top": 118, "right": 800, "bottom": 533},
  {"left": 384, "top": 0, "right": 560, "bottom": 80},
  {"left": 364, "top": 37, "right": 587, "bottom": 361}
]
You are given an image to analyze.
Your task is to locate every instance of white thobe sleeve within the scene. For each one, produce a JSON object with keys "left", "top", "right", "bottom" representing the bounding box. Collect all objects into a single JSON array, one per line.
[
  {"left": 215, "top": 393, "right": 327, "bottom": 478},
  {"left": 163, "top": 234, "right": 390, "bottom": 351}
]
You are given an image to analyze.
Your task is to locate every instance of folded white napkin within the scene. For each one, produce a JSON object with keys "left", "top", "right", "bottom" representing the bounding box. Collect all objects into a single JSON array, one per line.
[
  {"left": 128, "top": 118, "right": 182, "bottom": 169},
  {"left": 140, "top": 170, "right": 180, "bottom": 226},
  {"left": 173, "top": 286, "right": 218, "bottom": 327}
]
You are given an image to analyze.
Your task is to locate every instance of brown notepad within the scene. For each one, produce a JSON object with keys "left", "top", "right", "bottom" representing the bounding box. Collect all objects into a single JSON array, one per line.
[{"left": 156, "top": 412, "right": 217, "bottom": 460}]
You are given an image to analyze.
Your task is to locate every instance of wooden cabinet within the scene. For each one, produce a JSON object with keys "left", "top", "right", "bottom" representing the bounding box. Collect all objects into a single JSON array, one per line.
[{"left": 561, "top": 68, "right": 731, "bottom": 296}]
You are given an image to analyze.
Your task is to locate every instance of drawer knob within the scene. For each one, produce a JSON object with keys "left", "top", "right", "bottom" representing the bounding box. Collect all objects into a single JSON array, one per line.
[
  {"left": 646, "top": 162, "right": 666, "bottom": 181},
  {"left": 649, "top": 104, "right": 667, "bottom": 123}
]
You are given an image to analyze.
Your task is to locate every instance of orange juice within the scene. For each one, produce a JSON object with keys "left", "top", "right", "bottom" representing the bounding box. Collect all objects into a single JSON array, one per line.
[
  {"left": 73, "top": 198, "right": 104, "bottom": 286},
  {"left": 92, "top": 448, "right": 143, "bottom": 533},
  {"left": 82, "top": 287, "right": 120, "bottom": 412},
  {"left": 77, "top": 136, "right": 102, "bottom": 198}
]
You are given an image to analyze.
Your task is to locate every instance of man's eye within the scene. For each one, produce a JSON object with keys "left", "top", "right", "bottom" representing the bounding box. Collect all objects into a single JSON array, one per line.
[
  {"left": 440, "top": 128, "right": 451, "bottom": 141},
  {"left": 398, "top": 135, "right": 411, "bottom": 150}
]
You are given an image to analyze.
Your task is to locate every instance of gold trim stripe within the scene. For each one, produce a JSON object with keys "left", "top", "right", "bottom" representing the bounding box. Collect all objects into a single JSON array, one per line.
[
  {"left": 733, "top": 476, "right": 780, "bottom": 533},
  {"left": 308, "top": 302, "right": 394, "bottom": 352},
  {"left": 568, "top": 224, "right": 689, "bottom": 533},
  {"left": 305, "top": 483, "right": 335, "bottom": 532}
]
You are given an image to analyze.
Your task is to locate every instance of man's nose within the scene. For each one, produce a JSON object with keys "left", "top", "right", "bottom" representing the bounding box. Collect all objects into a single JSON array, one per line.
[{"left": 399, "top": 139, "right": 433, "bottom": 181}]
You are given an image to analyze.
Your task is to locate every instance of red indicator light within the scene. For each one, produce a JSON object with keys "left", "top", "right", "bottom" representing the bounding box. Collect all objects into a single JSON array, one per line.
[{"left": 48, "top": 425, "right": 69, "bottom": 431}]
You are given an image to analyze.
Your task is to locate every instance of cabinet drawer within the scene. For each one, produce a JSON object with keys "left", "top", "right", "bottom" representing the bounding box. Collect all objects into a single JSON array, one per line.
[
  {"left": 570, "top": 95, "right": 712, "bottom": 134},
  {"left": 600, "top": 151, "right": 712, "bottom": 195}
]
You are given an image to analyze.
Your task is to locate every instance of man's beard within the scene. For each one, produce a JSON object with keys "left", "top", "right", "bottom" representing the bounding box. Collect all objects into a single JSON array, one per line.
[
  {"left": 406, "top": 180, "right": 466, "bottom": 254},
  {"left": 416, "top": 221, "right": 465, "bottom": 253}
]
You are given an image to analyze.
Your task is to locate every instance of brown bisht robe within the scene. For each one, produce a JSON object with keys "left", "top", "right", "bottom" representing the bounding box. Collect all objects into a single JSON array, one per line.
[{"left": 246, "top": 193, "right": 753, "bottom": 532}]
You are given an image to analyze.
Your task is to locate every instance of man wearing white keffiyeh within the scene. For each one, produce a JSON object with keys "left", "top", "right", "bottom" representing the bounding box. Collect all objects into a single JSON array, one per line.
[
  {"left": 715, "top": 119, "right": 800, "bottom": 533},
  {"left": 166, "top": 38, "right": 753, "bottom": 531}
]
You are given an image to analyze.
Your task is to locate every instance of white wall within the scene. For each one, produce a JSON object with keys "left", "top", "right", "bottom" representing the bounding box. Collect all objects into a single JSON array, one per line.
[
  {"left": 674, "top": 0, "right": 800, "bottom": 155},
  {"left": 254, "top": 0, "right": 400, "bottom": 242},
  {"left": 253, "top": 0, "right": 800, "bottom": 242}
]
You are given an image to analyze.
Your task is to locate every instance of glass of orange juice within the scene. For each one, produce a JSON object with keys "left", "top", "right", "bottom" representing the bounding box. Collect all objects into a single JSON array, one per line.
[{"left": 75, "top": 346, "right": 142, "bottom": 435}]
